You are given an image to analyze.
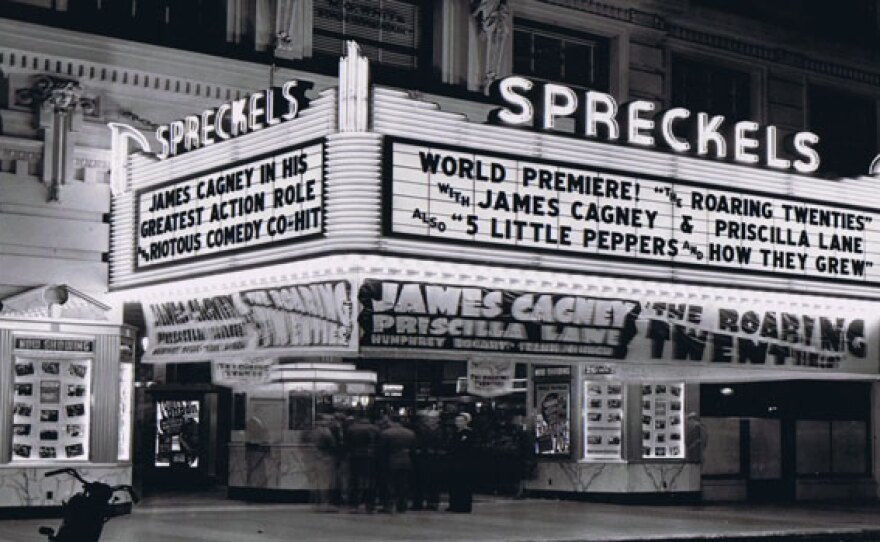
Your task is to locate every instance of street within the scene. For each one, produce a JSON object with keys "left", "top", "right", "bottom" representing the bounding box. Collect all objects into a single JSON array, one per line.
[{"left": 5, "top": 495, "right": 880, "bottom": 541}]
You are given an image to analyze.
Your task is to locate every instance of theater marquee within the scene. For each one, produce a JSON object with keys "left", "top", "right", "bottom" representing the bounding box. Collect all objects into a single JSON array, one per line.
[
  {"left": 358, "top": 279, "right": 878, "bottom": 374},
  {"left": 386, "top": 137, "right": 880, "bottom": 285},
  {"left": 136, "top": 139, "right": 324, "bottom": 270}
]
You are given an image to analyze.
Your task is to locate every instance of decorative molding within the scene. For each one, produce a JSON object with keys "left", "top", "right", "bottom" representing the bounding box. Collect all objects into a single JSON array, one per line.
[
  {"left": 0, "top": 284, "right": 110, "bottom": 320},
  {"left": 338, "top": 41, "right": 369, "bottom": 132},
  {"left": 72, "top": 157, "right": 110, "bottom": 170},
  {"left": 0, "top": 146, "right": 41, "bottom": 162},
  {"left": 107, "top": 123, "right": 151, "bottom": 195},
  {"left": 0, "top": 48, "right": 252, "bottom": 104},
  {"left": 12, "top": 74, "right": 99, "bottom": 118},
  {"left": 118, "top": 110, "right": 159, "bottom": 131},
  {"left": 537, "top": 0, "right": 880, "bottom": 87}
]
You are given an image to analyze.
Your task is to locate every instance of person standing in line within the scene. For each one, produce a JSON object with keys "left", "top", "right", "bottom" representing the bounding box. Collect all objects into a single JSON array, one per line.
[
  {"left": 447, "top": 412, "right": 476, "bottom": 513},
  {"left": 310, "top": 414, "right": 340, "bottom": 513},
  {"left": 411, "top": 410, "right": 443, "bottom": 510},
  {"left": 377, "top": 415, "right": 417, "bottom": 513},
  {"left": 329, "top": 411, "right": 349, "bottom": 507},
  {"left": 686, "top": 412, "right": 709, "bottom": 463},
  {"left": 344, "top": 412, "right": 380, "bottom": 513}
]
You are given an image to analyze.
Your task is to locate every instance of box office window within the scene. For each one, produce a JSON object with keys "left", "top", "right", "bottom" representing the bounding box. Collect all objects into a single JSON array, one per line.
[
  {"left": 671, "top": 56, "right": 752, "bottom": 122},
  {"left": 583, "top": 381, "right": 623, "bottom": 461},
  {"left": 514, "top": 20, "right": 610, "bottom": 90},
  {"left": 641, "top": 383, "right": 685, "bottom": 459},
  {"left": 313, "top": 0, "right": 425, "bottom": 70},
  {"left": 808, "top": 86, "right": 877, "bottom": 178},
  {"left": 12, "top": 357, "right": 91, "bottom": 462}
]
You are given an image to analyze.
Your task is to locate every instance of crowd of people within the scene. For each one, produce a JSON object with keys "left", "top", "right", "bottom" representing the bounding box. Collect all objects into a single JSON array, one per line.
[{"left": 309, "top": 406, "right": 534, "bottom": 514}]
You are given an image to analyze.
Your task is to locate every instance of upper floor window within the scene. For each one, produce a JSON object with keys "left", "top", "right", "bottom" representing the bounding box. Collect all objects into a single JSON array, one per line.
[
  {"left": 65, "top": 0, "right": 227, "bottom": 48},
  {"left": 693, "top": 0, "right": 880, "bottom": 48},
  {"left": 312, "top": 0, "right": 426, "bottom": 71},
  {"left": 808, "top": 86, "right": 877, "bottom": 178},
  {"left": 671, "top": 56, "right": 752, "bottom": 122},
  {"left": 513, "top": 20, "right": 610, "bottom": 91}
]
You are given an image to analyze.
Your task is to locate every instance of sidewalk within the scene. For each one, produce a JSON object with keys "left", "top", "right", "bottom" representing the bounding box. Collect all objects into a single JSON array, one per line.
[{"left": 4, "top": 495, "right": 880, "bottom": 541}]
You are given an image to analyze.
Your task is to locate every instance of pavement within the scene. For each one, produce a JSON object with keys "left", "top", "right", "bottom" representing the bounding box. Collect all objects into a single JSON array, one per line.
[{"left": 4, "top": 492, "right": 880, "bottom": 541}]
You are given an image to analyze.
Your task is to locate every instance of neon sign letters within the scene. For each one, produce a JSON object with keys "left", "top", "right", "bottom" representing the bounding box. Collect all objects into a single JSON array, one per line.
[
  {"left": 155, "top": 80, "right": 311, "bottom": 159},
  {"left": 490, "top": 76, "right": 820, "bottom": 174}
]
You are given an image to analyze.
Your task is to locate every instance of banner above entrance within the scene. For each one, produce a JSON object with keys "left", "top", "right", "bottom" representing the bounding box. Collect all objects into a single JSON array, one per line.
[
  {"left": 143, "top": 279, "right": 355, "bottom": 363},
  {"left": 358, "top": 279, "right": 878, "bottom": 375}
]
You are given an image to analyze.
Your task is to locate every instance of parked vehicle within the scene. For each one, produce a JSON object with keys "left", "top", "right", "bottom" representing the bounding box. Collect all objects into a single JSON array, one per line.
[{"left": 38, "top": 468, "right": 137, "bottom": 542}]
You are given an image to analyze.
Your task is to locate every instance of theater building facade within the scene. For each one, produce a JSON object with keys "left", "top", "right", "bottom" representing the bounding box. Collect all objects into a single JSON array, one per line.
[{"left": 104, "top": 43, "right": 880, "bottom": 502}]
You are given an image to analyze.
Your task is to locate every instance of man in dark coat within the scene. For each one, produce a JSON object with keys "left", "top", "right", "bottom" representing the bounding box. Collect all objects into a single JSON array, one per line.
[
  {"left": 447, "top": 412, "right": 475, "bottom": 513},
  {"left": 345, "top": 414, "right": 380, "bottom": 513},
  {"left": 411, "top": 410, "right": 444, "bottom": 510},
  {"left": 310, "top": 414, "right": 340, "bottom": 512},
  {"left": 378, "top": 417, "right": 416, "bottom": 513}
]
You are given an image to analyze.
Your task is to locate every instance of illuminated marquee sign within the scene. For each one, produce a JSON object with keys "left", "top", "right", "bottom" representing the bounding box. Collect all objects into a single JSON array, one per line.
[
  {"left": 490, "top": 76, "right": 820, "bottom": 173},
  {"left": 155, "top": 80, "right": 311, "bottom": 159},
  {"left": 387, "top": 138, "right": 880, "bottom": 285},
  {"left": 136, "top": 140, "right": 324, "bottom": 269}
]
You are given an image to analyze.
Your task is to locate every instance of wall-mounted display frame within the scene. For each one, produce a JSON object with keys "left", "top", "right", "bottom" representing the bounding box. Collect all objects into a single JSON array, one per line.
[
  {"left": 583, "top": 381, "right": 624, "bottom": 461},
  {"left": 533, "top": 365, "right": 572, "bottom": 457},
  {"left": 11, "top": 356, "right": 91, "bottom": 462},
  {"left": 155, "top": 400, "right": 200, "bottom": 468},
  {"left": 641, "top": 383, "right": 685, "bottom": 459}
]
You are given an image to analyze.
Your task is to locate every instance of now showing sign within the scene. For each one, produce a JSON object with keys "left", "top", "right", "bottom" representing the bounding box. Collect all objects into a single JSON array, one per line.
[{"left": 386, "top": 137, "right": 880, "bottom": 285}]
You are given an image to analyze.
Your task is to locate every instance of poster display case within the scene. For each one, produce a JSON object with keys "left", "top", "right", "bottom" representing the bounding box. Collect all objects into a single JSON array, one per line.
[
  {"left": 641, "top": 383, "right": 685, "bottom": 459},
  {"left": 583, "top": 381, "right": 624, "bottom": 461},
  {"left": 11, "top": 356, "right": 91, "bottom": 462},
  {"left": 533, "top": 366, "right": 571, "bottom": 456},
  {"left": 155, "top": 400, "right": 200, "bottom": 468}
]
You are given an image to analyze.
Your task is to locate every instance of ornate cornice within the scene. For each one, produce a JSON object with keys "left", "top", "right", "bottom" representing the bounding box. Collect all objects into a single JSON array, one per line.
[
  {"left": 0, "top": 46, "right": 254, "bottom": 107},
  {"left": 537, "top": 0, "right": 880, "bottom": 87},
  {"left": 13, "top": 74, "right": 100, "bottom": 117}
]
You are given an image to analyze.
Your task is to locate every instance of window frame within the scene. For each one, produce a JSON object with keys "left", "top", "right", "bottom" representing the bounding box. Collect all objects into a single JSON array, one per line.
[
  {"left": 806, "top": 81, "right": 880, "bottom": 178},
  {"left": 311, "top": 0, "right": 433, "bottom": 80},
  {"left": 665, "top": 48, "right": 765, "bottom": 124},
  {"left": 513, "top": 18, "right": 612, "bottom": 92}
]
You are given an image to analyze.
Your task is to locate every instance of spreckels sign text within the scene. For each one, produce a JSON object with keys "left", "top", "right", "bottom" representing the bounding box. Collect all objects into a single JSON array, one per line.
[{"left": 490, "top": 77, "right": 820, "bottom": 173}]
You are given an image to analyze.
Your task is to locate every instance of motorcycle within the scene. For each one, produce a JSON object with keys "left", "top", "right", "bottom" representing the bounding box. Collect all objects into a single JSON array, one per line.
[{"left": 38, "top": 468, "right": 138, "bottom": 542}]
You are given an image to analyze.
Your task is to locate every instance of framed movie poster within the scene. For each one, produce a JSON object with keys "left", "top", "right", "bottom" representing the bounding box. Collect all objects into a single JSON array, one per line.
[
  {"left": 533, "top": 365, "right": 572, "bottom": 457},
  {"left": 11, "top": 356, "right": 91, "bottom": 462},
  {"left": 641, "top": 383, "right": 685, "bottom": 459},
  {"left": 583, "top": 381, "right": 624, "bottom": 461},
  {"left": 155, "top": 400, "right": 200, "bottom": 468}
]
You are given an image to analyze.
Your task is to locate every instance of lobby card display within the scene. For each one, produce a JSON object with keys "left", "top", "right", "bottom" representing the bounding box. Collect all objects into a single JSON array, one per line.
[
  {"left": 534, "top": 382, "right": 571, "bottom": 456},
  {"left": 11, "top": 357, "right": 90, "bottom": 462},
  {"left": 155, "top": 400, "right": 200, "bottom": 468},
  {"left": 583, "top": 381, "right": 624, "bottom": 460},
  {"left": 641, "top": 383, "right": 685, "bottom": 459}
]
